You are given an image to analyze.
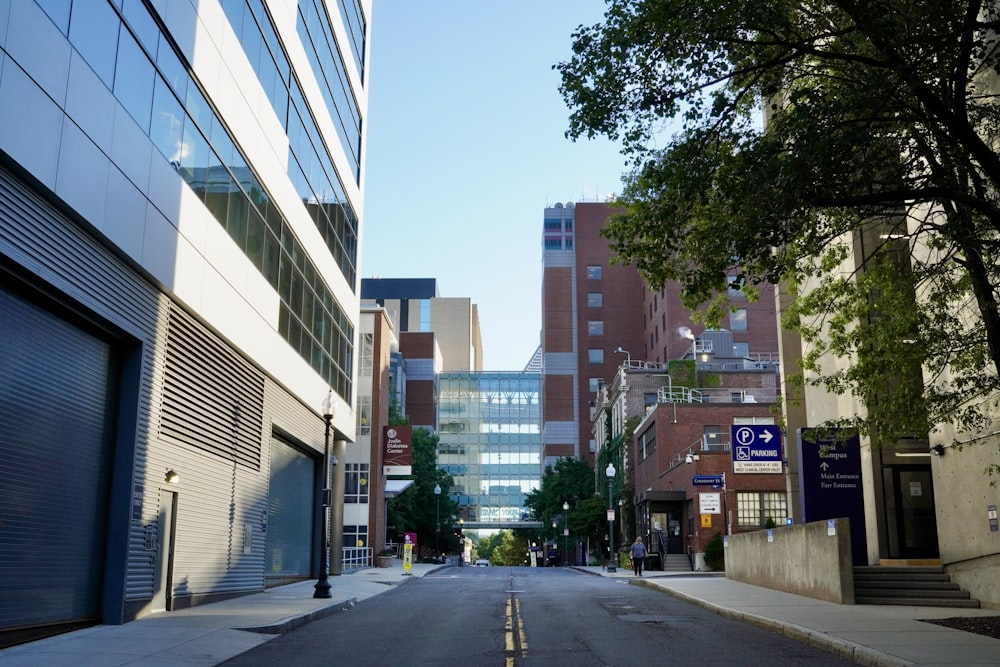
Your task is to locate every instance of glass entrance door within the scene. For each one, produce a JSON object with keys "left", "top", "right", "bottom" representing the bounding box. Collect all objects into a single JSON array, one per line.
[{"left": 885, "top": 466, "right": 939, "bottom": 558}]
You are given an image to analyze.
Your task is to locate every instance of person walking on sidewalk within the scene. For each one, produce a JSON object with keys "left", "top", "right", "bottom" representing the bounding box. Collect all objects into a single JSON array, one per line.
[
  {"left": 630, "top": 537, "right": 646, "bottom": 576},
  {"left": 601, "top": 534, "right": 611, "bottom": 570}
]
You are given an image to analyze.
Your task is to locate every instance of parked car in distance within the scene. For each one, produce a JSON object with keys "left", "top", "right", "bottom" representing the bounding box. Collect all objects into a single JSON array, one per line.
[{"left": 474, "top": 558, "right": 490, "bottom": 567}]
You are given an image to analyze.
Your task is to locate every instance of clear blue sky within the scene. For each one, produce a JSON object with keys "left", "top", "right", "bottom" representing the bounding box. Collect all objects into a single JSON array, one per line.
[{"left": 361, "top": 1, "right": 628, "bottom": 371}]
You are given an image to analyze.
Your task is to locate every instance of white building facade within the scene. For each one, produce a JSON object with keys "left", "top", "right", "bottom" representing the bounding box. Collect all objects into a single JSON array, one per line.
[{"left": 0, "top": 0, "right": 369, "bottom": 645}]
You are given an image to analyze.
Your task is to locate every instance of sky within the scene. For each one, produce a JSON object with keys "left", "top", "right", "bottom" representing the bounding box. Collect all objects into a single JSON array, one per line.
[{"left": 361, "top": 1, "right": 629, "bottom": 371}]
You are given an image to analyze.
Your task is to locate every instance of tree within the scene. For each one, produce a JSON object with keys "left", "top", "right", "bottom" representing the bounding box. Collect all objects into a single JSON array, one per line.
[
  {"left": 525, "top": 457, "right": 595, "bottom": 526},
  {"left": 557, "top": 1, "right": 1000, "bottom": 451},
  {"left": 524, "top": 457, "right": 607, "bottom": 558},
  {"left": 385, "top": 427, "right": 458, "bottom": 557},
  {"left": 492, "top": 530, "right": 530, "bottom": 566}
]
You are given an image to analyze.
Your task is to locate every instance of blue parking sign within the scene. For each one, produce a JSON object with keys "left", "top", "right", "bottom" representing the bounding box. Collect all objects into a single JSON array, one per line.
[{"left": 730, "top": 425, "right": 783, "bottom": 473}]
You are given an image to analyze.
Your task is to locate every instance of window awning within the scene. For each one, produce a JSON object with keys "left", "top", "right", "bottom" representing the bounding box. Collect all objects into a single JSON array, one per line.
[{"left": 385, "top": 479, "right": 413, "bottom": 497}]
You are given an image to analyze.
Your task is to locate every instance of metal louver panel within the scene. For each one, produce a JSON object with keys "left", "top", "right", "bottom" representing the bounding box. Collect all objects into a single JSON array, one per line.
[{"left": 160, "top": 305, "right": 264, "bottom": 470}]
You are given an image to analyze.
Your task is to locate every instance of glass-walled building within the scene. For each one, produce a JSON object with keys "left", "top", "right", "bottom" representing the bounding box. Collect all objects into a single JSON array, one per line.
[
  {"left": 0, "top": 0, "right": 369, "bottom": 644},
  {"left": 437, "top": 372, "right": 543, "bottom": 533}
]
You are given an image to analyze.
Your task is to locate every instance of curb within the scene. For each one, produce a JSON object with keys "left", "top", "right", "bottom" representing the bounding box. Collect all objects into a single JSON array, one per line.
[
  {"left": 238, "top": 596, "right": 359, "bottom": 635},
  {"left": 629, "top": 579, "right": 913, "bottom": 667}
]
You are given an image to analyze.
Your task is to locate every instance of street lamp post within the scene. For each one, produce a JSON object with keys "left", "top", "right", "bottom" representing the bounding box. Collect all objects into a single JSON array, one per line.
[
  {"left": 434, "top": 483, "right": 442, "bottom": 557},
  {"left": 562, "top": 501, "right": 570, "bottom": 565},
  {"left": 605, "top": 463, "right": 617, "bottom": 573},
  {"left": 314, "top": 389, "right": 335, "bottom": 599}
]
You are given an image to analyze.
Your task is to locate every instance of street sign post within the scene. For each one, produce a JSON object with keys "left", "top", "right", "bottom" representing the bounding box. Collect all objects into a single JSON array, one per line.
[
  {"left": 692, "top": 475, "right": 724, "bottom": 486},
  {"left": 731, "top": 424, "right": 783, "bottom": 473}
]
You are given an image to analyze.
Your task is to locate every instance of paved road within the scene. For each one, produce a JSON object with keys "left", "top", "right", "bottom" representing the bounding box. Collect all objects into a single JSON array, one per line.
[{"left": 221, "top": 566, "right": 857, "bottom": 666}]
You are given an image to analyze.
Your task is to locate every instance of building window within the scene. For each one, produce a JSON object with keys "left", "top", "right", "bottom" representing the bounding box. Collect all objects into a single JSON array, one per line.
[
  {"left": 733, "top": 342, "right": 749, "bottom": 357},
  {"left": 357, "top": 395, "right": 371, "bottom": 434},
  {"left": 588, "top": 349, "right": 604, "bottom": 363},
  {"left": 565, "top": 238, "right": 573, "bottom": 249},
  {"left": 360, "top": 333, "right": 374, "bottom": 377},
  {"left": 586, "top": 265, "right": 602, "bottom": 280},
  {"left": 733, "top": 416, "right": 775, "bottom": 425},
  {"left": 737, "top": 492, "right": 788, "bottom": 527},
  {"left": 589, "top": 377, "right": 603, "bottom": 393},
  {"left": 343, "top": 524, "right": 367, "bottom": 549},
  {"left": 587, "top": 293, "right": 603, "bottom": 308},
  {"left": 544, "top": 238, "right": 563, "bottom": 249},
  {"left": 703, "top": 426, "right": 721, "bottom": 449},
  {"left": 344, "top": 463, "right": 370, "bottom": 504},
  {"left": 730, "top": 308, "right": 748, "bottom": 331},
  {"left": 544, "top": 219, "right": 562, "bottom": 230},
  {"left": 639, "top": 428, "right": 656, "bottom": 460},
  {"left": 588, "top": 321, "right": 604, "bottom": 336},
  {"left": 644, "top": 393, "right": 658, "bottom": 409},
  {"left": 727, "top": 276, "right": 746, "bottom": 298},
  {"left": 589, "top": 439, "right": 596, "bottom": 453}
]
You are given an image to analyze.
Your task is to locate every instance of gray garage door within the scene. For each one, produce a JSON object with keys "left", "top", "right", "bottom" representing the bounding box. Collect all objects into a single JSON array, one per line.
[
  {"left": 0, "top": 285, "right": 115, "bottom": 638},
  {"left": 265, "top": 437, "right": 316, "bottom": 584}
]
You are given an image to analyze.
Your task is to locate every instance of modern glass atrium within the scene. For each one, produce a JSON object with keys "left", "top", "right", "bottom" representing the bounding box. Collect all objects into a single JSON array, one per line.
[{"left": 437, "top": 372, "right": 543, "bottom": 534}]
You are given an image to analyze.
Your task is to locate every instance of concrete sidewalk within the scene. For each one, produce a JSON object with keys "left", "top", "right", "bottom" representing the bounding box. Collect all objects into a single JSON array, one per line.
[
  {"left": 0, "top": 561, "right": 442, "bottom": 667},
  {"left": 572, "top": 565, "right": 1000, "bottom": 666},
  {"left": 3, "top": 563, "right": 998, "bottom": 666}
]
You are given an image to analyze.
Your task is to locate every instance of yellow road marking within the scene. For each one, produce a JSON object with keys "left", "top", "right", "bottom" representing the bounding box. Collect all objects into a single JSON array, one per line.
[{"left": 504, "top": 593, "right": 529, "bottom": 663}]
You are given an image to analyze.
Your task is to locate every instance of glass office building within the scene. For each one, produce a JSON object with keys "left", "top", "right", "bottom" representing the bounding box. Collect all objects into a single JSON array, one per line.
[
  {"left": 437, "top": 372, "right": 543, "bottom": 533},
  {"left": 0, "top": 0, "right": 368, "bottom": 643}
]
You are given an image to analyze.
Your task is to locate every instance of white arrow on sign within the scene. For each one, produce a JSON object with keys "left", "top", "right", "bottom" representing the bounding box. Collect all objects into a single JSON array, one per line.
[
  {"left": 760, "top": 429, "right": 773, "bottom": 444},
  {"left": 820, "top": 461, "right": 830, "bottom": 471}
]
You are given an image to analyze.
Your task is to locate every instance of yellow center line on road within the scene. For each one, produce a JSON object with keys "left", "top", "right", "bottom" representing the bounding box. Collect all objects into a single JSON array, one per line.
[{"left": 504, "top": 593, "right": 529, "bottom": 665}]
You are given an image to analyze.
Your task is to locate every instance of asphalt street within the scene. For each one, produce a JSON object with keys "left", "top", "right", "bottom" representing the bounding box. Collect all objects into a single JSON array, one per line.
[{"left": 220, "top": 566, "right": 857, "bottom": 667}]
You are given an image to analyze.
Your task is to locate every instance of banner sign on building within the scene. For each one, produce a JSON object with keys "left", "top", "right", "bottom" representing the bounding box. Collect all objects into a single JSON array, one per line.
[
  {"left": 382, "top": 426, "right": 413, "bottom": 476},
  {"left": 797, "top": 428, "right": 867, "bottom": 565}
]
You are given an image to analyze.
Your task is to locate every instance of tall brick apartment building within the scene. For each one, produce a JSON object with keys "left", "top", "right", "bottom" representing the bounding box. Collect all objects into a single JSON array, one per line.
[{"left": 541, "top": 201, "right": 784, "bottom": 566}]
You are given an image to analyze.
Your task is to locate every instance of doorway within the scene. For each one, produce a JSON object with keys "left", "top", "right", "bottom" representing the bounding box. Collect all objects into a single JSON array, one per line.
[
  {"left": 152, "top": 491, "right": 178, "bottom": 612},
  {"left": 884, "top": 465, "right": 939, "bottom": 559}
]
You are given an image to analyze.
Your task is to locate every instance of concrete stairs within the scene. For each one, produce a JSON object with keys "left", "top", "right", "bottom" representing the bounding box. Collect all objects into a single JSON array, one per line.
[
  {"left": 647, "top": 553, "right": 692, "bottom": 572},
  {"left": 853, "top": 565, "right": 980, "bottom": 608}
]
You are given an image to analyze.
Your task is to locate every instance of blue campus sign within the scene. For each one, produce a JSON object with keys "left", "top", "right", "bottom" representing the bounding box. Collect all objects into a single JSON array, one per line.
[
  {"left": 730, "top": 424, "right": 783, "bottom": 473},
  {"left": 797, "top": 428, "right": 867, "bottom": 565}
]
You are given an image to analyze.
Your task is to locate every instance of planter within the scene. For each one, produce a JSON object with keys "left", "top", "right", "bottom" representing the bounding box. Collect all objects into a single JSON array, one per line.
[{"left": 377, "top": 555, "right": 394, "bottom": 568}]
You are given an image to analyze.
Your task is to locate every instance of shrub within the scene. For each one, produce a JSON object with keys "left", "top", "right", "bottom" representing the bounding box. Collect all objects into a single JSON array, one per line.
[{"left": 703, "top": 532, "right": 725, "bottom": 571}]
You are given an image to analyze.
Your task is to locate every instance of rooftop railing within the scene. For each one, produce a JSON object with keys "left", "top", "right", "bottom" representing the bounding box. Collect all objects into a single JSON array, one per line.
[{"left": 657, "top": 387, "right": 778, "bottom": 404}]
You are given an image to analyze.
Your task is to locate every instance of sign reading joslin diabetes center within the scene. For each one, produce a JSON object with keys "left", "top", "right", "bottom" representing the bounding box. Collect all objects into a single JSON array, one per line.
[{"left": 383, "top": 426, "right": 413, "bottom": 476}]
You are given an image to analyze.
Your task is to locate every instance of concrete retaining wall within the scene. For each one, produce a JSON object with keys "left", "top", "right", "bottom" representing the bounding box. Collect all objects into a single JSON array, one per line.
[{"left": 726, "top": 518, "right": 855, "bottom": 604}]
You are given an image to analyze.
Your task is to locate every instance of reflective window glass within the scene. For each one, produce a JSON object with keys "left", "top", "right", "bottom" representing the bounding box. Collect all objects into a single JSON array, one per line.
[
  {"left": 113, "top": 29, "right": 154, "bottom": 131},
  {"left": 149, "top": 76, "right": 184, "bottom": 164},
  {"left": 121, "top": 0, "right": 159, "bottom": 55},
  {"left": 156, "top": 33, "right": 187, "bottom": 100},
  {"left": 69, "top": 0, "right": 120, "bottom": 87},
  {"left": 37, "top": 0, "right": 71, "bottom": 34},
  {"left": 730, "top": 308, "right": 748, "bottom": 331}
]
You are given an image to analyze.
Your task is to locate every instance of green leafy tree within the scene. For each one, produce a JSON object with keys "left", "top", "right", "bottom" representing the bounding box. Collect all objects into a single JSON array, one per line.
[
  {"left": 557, "top": 1, "right": 1000, "bottom": 452},
  {"left": 492, "top": 530, "right": 530, "bottom": 566},
  {"left": 386, "top": 427, "right": 458, "bottom": 557},
  {"left": 525, "top": 457, "right": 596, "bottom": 531}
]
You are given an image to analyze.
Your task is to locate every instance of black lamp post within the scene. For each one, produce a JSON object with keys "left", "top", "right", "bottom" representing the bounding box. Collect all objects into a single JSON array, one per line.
[
  {"left": 562, "top": 501, "right": 570, "bottom": 565},
  {"left": 314, "top": 389, "right": 334, "bottom": 599},
  {"left": 606, "top": 462, "right": 617, "bottom": 573},
  {"left": 434, "top": 483, "right": 442, "bottom": 557}
]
